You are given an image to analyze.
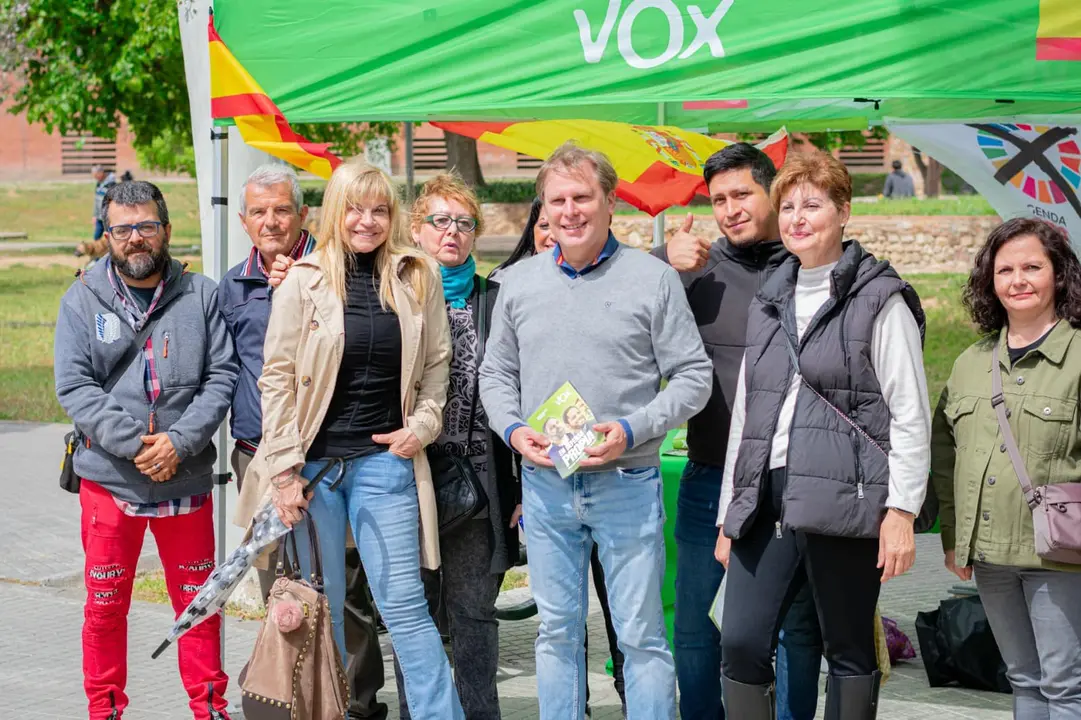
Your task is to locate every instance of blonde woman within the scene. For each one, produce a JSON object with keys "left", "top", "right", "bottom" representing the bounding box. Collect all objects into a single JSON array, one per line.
[{"left": 240, "top": 159, "right": 461, "bottom": 717}]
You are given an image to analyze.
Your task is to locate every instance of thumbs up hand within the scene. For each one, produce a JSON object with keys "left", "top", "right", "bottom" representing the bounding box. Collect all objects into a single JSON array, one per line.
[{"left": 666, "top": 213, "right": 711, "bottom": 272}]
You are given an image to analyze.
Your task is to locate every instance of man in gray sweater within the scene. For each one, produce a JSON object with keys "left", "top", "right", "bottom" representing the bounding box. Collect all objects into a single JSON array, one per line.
[
  {"left": 54, "top": 181, "right": 237, "bottom": 720},
  {"left": 479, "top": 143, "right": 712, "bottom": 720}
]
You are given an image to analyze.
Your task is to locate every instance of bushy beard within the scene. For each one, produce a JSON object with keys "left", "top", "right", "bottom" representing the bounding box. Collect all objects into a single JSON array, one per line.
[{"left": 112, "top": 242, "right": 170, "bottom": 281}]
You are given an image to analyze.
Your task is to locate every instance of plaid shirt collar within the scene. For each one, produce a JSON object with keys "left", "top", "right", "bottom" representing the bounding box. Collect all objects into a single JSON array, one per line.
[
  {"left": 104, "top": 256, "right": 169, "bottom": 332},
  {"left": 242, "top": 230, "right": 316, "bottom": 278}
]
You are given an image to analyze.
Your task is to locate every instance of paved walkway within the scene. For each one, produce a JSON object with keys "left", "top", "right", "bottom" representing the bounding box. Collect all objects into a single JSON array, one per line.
[{"left": 0, "top": 421, "right": 1013, "bottom": 719}]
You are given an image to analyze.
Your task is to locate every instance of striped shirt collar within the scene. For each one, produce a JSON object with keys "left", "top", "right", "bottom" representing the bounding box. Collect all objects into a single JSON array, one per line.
[{"left": 242, "top": 229, "right": 316, "bottom": 278}]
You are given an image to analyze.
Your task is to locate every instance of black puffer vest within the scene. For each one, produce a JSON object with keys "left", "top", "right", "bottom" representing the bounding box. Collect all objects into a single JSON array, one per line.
[{"left": 723, "top": 241, "right": 925, "bottom": 540}]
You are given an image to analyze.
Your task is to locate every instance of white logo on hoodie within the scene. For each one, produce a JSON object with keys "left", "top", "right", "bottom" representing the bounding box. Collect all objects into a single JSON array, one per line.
[{"left": 95, "top": 312, "right": 121, "bottom": 344}]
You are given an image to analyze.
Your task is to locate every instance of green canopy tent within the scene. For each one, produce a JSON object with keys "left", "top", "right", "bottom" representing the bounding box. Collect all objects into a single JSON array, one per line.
[
  {"left": 211, "top": 0, "right": 1080, "bottom": 128},
  {"left": 187, "top": 0, "right": 1080, "bottom": 680}
]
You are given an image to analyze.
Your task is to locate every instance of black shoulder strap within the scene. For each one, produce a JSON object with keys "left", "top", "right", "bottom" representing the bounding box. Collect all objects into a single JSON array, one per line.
[
  {"left": 103, "top": 318, "right": 158, "bottom": 394},
  {"left": 465, "top": 276, "right": 488, "bottom": 444}
]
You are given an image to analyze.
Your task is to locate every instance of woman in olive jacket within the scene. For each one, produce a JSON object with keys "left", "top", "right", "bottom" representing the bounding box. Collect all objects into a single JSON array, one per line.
[{"left": 932, "top": 217, "right": 1081, "bottom": 719}]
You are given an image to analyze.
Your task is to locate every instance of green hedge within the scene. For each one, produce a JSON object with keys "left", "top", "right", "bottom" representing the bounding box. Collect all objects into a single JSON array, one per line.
[
  {"left": 302, "top": 179, "right": 537, "bottom": 207},
  {"left": 300, "top": 170, "right": 975, "bottom": 207}
]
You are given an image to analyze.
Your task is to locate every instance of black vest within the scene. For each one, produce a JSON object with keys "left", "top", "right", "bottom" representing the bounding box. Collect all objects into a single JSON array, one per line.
[{"left": 724, "top": 241, "right": 925, "bottom": 540}]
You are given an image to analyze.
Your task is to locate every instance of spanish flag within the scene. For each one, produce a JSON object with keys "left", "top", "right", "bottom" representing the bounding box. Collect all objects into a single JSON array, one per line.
[
  {"left": 208, "top": 16, "right": 341, "bottom": 177},
  {"left": 434, "top": 121, "right": 788, "bottom": 216},
  {"left": 1038, "top": 0, "right": 1081, "bottom": 61}
]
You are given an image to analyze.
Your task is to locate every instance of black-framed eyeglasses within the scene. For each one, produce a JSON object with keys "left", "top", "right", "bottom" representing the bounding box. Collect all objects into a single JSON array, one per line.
[
  {"left": 108, "top": 221, "right": 163, "bottom": 241},
  {"left": 425, "top": 213, "right": 477, "bottom": 233}
]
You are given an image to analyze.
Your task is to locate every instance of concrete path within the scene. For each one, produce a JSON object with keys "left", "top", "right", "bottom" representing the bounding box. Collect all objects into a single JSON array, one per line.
[{"left": 0, "top": 421, "right": 1013, "bottom": 718}]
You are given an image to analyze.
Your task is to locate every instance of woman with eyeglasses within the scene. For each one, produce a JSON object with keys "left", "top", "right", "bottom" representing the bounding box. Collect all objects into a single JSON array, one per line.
[{"left": 405, "top": 173, "right": 522, "bottom": 719}]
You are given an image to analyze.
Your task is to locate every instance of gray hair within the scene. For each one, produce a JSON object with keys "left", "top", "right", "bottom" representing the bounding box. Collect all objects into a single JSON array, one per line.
[
  {"left": 90, "top": 164, "right": 106, "bottom": 175},
  {"left": 100, "top": 181, "right": 169, "bottom": 227},
  {"left": 536, "top": 141, "right": 619, "bottom": 198},
  {"left": 240, "top": 164, "right": 303, "bottom": 214}
]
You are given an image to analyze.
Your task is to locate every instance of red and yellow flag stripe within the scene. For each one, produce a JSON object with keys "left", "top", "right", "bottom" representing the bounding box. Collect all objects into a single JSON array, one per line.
[
  {"left": 1037, "top": 0, "right": 1081, "bottom": 61},
  {"left": 208, "top": 17, "right": 341, "bottom": 177},
  {"left": 435, "top": 121, "right": 788, "bottom": 216}
]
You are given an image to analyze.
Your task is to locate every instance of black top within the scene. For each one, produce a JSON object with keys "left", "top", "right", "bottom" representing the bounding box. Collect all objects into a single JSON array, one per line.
[
  {"left": 1008, "top": 324, "right": 1056, "bottom": 366},
  {"left": 308, "top": 252, "right": 403, "bottom": 460},
  {"left": 127, "top": 284, "right": 157, "bottom": 312},
  {"left": 652, "top": 237, "right": 790, "bottom": 468}
]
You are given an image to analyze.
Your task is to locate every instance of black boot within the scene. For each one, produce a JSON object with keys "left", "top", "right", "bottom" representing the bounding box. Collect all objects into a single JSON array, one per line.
[
  {"left": 721, "top": 675, "right": 775, "bottom": 720},
  {"left": 824, "top": 671, "right": 882, "bottom": 720}
]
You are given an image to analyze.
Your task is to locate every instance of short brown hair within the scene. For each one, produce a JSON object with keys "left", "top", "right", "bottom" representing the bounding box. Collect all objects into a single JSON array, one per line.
[
  {"left": 769, "top": 151, "right": 852, "bottom": 213},
  {"left": 536, "top": 141, "right": 619, "bottom": 198},
  {"left": 411, "top": 172, "right": 484, "bottom": 237}
]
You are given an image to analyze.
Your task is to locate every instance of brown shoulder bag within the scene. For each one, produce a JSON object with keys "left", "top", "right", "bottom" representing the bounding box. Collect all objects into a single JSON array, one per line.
[{"left": 238, "top": 511, "right": 349, "bottom": 719}]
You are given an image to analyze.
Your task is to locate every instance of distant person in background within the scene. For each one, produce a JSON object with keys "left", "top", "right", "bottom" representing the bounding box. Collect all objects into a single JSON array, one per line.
[
  {"left": 76, "top": 165, "right": 119, "bottom": 262},
  {"left": 882, "top": 160, "right": 915, "bottom": 199},
  {"left": 92, "top": 165, "right": 118, "bottom": 240}
]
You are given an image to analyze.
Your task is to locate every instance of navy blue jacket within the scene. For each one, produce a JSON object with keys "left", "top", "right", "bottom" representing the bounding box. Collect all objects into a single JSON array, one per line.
[{"left": 218, "top": 233, "right": 316, "bottom": 444}]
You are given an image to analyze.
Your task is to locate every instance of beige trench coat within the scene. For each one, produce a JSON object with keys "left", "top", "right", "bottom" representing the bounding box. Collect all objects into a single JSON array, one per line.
[{"left": 234, "top": 251, "right": 451, "bottom": 570}]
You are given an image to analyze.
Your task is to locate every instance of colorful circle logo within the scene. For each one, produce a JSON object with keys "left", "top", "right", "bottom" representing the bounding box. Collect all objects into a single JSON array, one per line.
[{"left": 976, "top": 124, "right": 1081, "bottom": 204}]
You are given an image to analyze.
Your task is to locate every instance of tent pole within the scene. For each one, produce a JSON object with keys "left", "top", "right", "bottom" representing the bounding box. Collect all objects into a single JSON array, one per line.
[
  {"left": 211, "top": 126, "right": 230, "bottom": 658},
  {"left": 405, "top": 121, "right": 415, "bottom": 204},
  {"left": 652, "top": 103, "right": 666, "bottom": 249}
]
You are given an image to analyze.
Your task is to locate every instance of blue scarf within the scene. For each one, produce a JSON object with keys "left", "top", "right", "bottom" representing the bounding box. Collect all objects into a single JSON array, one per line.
[{"left": 441, "top": 255, "right": 476, "bottom": 309}]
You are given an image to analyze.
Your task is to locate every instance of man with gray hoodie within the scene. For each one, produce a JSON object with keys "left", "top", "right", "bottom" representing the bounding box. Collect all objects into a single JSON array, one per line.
[{"left": 54, "top": 181, "right": 238, "bottom": 720}]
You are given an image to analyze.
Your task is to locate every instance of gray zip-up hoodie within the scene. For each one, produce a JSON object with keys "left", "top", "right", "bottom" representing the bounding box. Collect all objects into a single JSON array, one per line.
[{"left": 54, "top": 259, "right": 238, "bottom": 503}]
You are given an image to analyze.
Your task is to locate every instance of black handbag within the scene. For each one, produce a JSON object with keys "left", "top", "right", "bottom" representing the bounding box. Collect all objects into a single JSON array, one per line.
[
  {"left": 427, "top": 278, "right": 490, "bottom": 535},
  {"left": 60, "top": 318, "right": 159, "bottom": 494}
]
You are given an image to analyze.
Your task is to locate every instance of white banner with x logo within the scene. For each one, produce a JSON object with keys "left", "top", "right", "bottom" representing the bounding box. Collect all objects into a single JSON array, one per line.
[{"left": 889, "top": 122, "right": 1081, "bottom": 243}]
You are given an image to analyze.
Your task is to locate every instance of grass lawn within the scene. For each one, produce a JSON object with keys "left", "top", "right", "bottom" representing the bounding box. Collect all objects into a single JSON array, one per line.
[
  {"left": 0, "top": 257, "right": 975, "bottom": 425},
  {"left": 1, "top": 182, "right": 995, "bottom": 254},
  {"left": 0, "top": 181, "right": 202, "bottom": 247}
]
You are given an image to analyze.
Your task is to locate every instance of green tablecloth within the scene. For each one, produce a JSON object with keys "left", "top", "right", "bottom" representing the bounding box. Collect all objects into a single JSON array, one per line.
[{"left": 659, "top": 430, "right": 690, "bottom": 646}]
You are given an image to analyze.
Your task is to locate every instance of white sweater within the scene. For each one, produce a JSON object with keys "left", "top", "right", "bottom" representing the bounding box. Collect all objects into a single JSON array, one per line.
[{"left": 717, "top": 262, "right": 931, "bottom": 526}]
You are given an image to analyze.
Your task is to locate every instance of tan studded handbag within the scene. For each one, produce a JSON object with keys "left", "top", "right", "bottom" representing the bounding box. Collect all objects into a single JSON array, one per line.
[{"left": 238, "top": 511, "right": 349, "bottom": 719}]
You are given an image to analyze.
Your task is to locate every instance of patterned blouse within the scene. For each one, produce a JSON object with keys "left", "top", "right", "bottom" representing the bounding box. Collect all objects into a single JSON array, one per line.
[{"left": 432, "top": 302, "right": 492, "bottom": 517}]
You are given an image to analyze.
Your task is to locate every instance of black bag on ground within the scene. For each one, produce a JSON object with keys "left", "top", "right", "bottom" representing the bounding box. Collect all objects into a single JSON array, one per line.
[{"left": 915, "top": 595, "right": 1011, "bottom": 693}]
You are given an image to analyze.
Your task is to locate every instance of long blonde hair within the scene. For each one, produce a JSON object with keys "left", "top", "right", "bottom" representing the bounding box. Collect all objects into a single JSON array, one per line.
[{"left": 317, "top": 159, "right": 431, "bottom": 310}]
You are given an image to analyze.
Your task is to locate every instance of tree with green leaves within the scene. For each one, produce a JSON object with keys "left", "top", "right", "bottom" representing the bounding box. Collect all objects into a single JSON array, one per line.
[{"left": 0, "top": 0, "right": 397, "bottom": 176}]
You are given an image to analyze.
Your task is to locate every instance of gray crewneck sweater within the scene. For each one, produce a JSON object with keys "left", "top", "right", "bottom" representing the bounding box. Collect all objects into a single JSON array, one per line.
[{"left": 479, "top": 242, "right": 712, "bottom": 470}]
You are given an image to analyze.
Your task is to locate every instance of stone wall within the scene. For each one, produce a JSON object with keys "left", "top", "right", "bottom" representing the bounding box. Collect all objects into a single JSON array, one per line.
[
  {"left": 479, "top": 204, "right": 1001, "bottom": 274},
  {"left": 311, "top": 202, "right": 1001, "bottom": 275}
]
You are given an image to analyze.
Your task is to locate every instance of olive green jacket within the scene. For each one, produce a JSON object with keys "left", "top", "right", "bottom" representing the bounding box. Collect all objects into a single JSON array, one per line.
[{"left": 931, "top": 321, "right": 1081, "bottom": 571}]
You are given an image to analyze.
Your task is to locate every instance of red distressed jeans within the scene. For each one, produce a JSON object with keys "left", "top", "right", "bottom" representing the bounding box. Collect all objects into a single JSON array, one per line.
[{"left": 80, "top": 480, "right": 229, "bottom": 719}]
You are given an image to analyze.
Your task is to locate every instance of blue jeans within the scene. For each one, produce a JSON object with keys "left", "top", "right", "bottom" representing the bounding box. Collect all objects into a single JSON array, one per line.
[
  {"left": 295, "top": 452, "right": 464, "bottom": 720},
  {"left": 673, "top": 460, "right": 726, "bottom": 720},
  {"left": 776, "top": 582, "right": 824, "bottom": 720},
  {"left": 522, "top": 464, "right": 676, "bottom": 720}
]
